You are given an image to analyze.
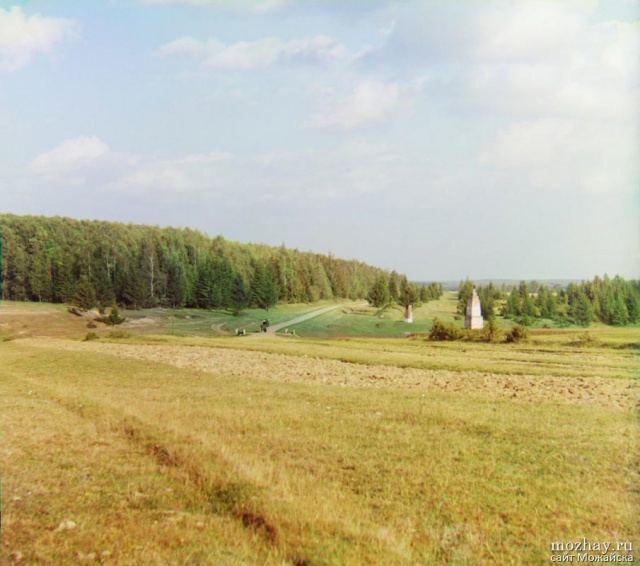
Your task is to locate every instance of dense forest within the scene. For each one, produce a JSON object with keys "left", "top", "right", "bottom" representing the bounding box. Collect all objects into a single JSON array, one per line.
[
  {"left": 0, "top": 214, "right": 395, "bottom": 311},
  {"left": 458, "top": 277, "right": 640, "bottom": 327}
]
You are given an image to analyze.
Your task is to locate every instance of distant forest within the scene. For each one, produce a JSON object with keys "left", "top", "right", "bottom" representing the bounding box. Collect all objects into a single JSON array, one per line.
[
  {"left": 0, "top": 214, "right": 397, "bottom": 311},
  {"left": 458, "top": 277, "right": 640, "bottom": 327}
]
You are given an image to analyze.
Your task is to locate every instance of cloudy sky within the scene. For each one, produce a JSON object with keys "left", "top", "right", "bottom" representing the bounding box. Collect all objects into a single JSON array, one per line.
[{"left": 1, "top": 0, "right": 638, "bottom": 280}]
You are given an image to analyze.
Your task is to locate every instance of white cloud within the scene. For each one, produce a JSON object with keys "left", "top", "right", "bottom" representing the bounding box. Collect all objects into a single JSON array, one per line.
[
  {"left": 0, "top": 6, "right": 78, "bottom": 71},
  {"left": 466, "top": 14, "right": 640, "bottom": 121},
  {"left": 479, "top": 119, "right": 639, "bottom": 195},
  {"left": 30, "top": 136, "right": 111, "bottom": 173},
  {"left": 372, "top": 2, "right": 639, "bottom": 195},
  {"left": 29, "top": 136, "right": 128, "bottom": 187},
  {"left": 305, "top": 77, "right": 425, "bottom": 130},
  {"left": 157, "top": 34, "right": 348, "bottom": 69},
  {"left": 26, "top": 136, "right": 427, "bottom": 206},
  {"left": 374, "top": 2, "right": 639, "bottom": 120}
]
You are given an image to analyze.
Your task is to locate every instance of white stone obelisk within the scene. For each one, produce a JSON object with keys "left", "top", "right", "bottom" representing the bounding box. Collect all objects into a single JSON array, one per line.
[
  {"left": 465, "top": 289, "right": 484, "bottom": 329},
  {"left": 404, "top": 304, "right": 413, "bottom": 323}
]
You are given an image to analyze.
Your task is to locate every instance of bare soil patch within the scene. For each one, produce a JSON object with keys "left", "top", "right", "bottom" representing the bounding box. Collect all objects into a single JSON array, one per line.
[{"left": 25, "top": 338, "right": 636, "bottom": 410}]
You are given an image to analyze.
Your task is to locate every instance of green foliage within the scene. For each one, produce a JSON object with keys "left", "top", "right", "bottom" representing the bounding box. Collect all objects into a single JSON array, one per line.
[
  {"left": 388, "top": 271, "right": 401, "bottom": 302},
  {"left": 506, "top": 325, "right": 529, "bottom": 343},
  {"left": 610, "top": 294, "right": 629, "bottom": 326},
  {"left": 398, "top": 277, "right": 420, "bottom": 308},
  {"left": 100, "top": 304, "right": 126, "bottom": 326},
  {"left": 429, "top": 317, "right": 463, "bottom": 341},
  {"left": 571, "top": 293, "right": 594, "bottom": 327},
  {"left": 73, "top": 276, "right": 97, "bottom": 311},
  {"left": 420, "top": 282, "right": 444, "bottom": 303},
  {"left": 1, "top": 214, "right": 392, "bottom": 311},
  {"left": 503, "top": 287, "right": 521, "bottom": 318},
  {"left": 250, "top": 264, "right": 279, "bottom": 311},
  {"left": 482, "top": 316, "right": 504, "bottom": 343},
  {"left": 367, "top": 274, "right": 390, "bottom": 308},
  {"left": 569, "top": 332, "right": 600, "bottom": 347},
  {"left": 84, "top": 331, "right": 99, "bottom": 341},
  {"left": 229, "top": 273, "right": 250, "bottom": 314},
  {"left": 457, "top": 279, "right": 474, "bottom": 315},
  {"left": 108, "top": 329, "right": 132, "bottom": 339}
]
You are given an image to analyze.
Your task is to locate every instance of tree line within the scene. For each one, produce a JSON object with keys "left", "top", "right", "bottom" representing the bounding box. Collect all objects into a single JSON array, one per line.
[
  {"left": 0, "top": 214, "right": 395, "bottom": 312},
  {"left": 457, "top": 276, "right": 639, "bottom": 327},
  {"left": 367, "top": 271, "right": 444, "bottom": 309}
]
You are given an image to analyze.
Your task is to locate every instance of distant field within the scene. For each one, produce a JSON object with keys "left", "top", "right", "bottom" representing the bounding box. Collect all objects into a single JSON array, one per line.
[{"left": 1, "top": 299, "right": 638, "bottom": 565}]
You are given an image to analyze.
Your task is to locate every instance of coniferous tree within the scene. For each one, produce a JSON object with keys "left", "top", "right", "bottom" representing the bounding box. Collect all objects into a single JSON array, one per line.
[
  {"left": 611, "top": 294, "right": 629, "bottom": 326},
  {"left": 388, "top": 272, "right": 401, "bottom": 303},
  {"left": 102, "top": 304, "right": 126, "bottom": 326},
  {"left": 165, "top": 258, "right": 186, "bottom": 309},
  {"left": 398, "top": 277, "right": 420, "bottom": 308},
  {"left": 229, "top": 272, "right": 249, "bottom": 314},
  {"left": 457, "top": 279, "right": 474, "bottom": 315},
  {"left": 250, "top": 264, "right": 279, "bottom": 311},
  {"left": 367, "top": 273, "right": 390, "bottom": 308},
  {"left": 73, "top": 276, "right": 97, "bottom": 310},
  {"left": 572, "top": 292, "right": 594, "bottom": 327},
  {"left": 504, "top": 287, "right": 521, "bottom": 317}
]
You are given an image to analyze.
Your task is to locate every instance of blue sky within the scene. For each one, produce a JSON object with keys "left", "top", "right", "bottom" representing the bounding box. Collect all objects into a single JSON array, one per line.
[{"left": 1, "top": 0, "right": 638, "bottom": 280}]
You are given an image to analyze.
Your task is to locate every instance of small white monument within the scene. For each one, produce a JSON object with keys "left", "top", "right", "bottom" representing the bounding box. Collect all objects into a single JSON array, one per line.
[
  {"left": 404, "top": 304, "right": 413, "bottom": 323},
  {"left": 465, "top": 289, "right": 484, "bottom": 330}
]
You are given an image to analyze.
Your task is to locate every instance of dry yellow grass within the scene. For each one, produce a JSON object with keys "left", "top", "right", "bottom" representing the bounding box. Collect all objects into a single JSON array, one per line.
[{"left": 1, "top": 335, "right": 638, "bottom": 565}]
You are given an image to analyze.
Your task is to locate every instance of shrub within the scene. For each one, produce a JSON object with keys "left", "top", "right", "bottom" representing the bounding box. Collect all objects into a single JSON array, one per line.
[
  {"left": 84, "top": 332, "right": 99, "bottom": 341},
  {"left": 482, "top": 317, "right": 504, "bottom": 343},
  {"left": 514, "top": 315, "right": 533, "bottom": 327},
  {"left": 86, "top": 321, "right": 97, "bottom": 329},
  {"left": 98, "top": 304, "right": 126, "bottom": 326},
  {"left": 429, "top": 318, "right": 462, "bottom": 341},
  {"left": 569, "top": 332, "right": 600, "bottom": 347},
  {"left": 108, "top": 330, "right": 132, "bottom": 339},
  {"left": 506, "top": 325, "right": 529, "bottom": 343}
]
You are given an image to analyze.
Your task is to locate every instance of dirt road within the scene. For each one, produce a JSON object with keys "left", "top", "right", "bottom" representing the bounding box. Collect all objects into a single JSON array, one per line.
[{"left": 256, "top": 303, "right": 365, "bottom": 336}]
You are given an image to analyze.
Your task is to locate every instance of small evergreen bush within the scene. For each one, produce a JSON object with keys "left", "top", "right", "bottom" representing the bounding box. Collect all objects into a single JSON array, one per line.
[
  {"left": 506, "top": 325, "right": 529, "bottom": 343},
  {"left": 429, "top": 318, "right": 462, "bottom": 341}
]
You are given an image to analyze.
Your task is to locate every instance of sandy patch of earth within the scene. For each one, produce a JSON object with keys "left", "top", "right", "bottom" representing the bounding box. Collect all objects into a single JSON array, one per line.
[{"left": 24, "top": 338, "right": 637, "bottom": 411}]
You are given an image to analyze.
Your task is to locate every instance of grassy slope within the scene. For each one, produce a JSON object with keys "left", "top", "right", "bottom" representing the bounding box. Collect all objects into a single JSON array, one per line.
[
  {"left": 1, "top": 299, "right": 638, "bottom": 564},
  {"left": 2, "top": 342, "right": 637, "bottom": 565}
]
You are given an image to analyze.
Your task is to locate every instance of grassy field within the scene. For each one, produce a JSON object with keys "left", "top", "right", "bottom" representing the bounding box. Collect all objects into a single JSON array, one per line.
[
  {"left": 1, "top": 300, "right": 638, "bottom": 565},
  {"left": 4, "top": 292, "right": 633, "bottom": 342}
]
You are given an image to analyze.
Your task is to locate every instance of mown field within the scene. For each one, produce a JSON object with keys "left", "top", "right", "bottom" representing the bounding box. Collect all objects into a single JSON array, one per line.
[{"left": 1, "top": 300, "right": 638, "bottom": 565}]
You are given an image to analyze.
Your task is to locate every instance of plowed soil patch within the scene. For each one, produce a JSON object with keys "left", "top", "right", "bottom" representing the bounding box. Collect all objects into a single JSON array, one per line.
[{"left": 25, "top": 338, "right": 637, "bottom": 410}]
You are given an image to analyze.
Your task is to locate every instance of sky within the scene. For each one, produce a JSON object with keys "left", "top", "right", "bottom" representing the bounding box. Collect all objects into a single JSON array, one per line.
[{"left": 0, "top": 0, "right": 638, "bottom": 281}]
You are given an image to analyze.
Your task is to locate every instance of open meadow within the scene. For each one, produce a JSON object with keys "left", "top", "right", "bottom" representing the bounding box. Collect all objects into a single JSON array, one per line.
[{"left": 1, "top": 299, "right": 638, "bottom": 565}]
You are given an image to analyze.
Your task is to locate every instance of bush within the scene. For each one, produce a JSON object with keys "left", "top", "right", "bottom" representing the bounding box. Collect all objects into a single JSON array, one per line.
[
  {"left": 86, "top": 321, "right": 97, "bottom": 329},
  {"left": 514, "top": 315, "right": 533, "bottom": 327},
  {"left": 482, "top": 317, "right": 504, "bottom": 343},
  {"left": 108, "top": 329, "right": 132, "bottom": 339},
  {"left": 98, "top": 304, "right": 126, "bottom": 326},
  {"left": 506, "top": 325, "right": 529, "bottom": 343},
  {"left": 84, "top": 332, "right": 99, "bottom": 341},
  {"left": 569, "top": 332, "right": 600, "bottom": 347},
  {"left": 429, "top": 318, "right": 463, "bottom": 341}
]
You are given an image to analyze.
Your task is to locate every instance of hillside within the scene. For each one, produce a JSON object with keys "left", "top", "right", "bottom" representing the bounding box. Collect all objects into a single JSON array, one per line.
[{"left": 0, "top": 214, "right": 394, "bottom": 311}]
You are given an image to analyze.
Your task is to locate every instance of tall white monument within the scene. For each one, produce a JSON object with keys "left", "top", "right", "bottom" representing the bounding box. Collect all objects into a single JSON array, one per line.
[
  {"left": 465, "top": 289, "right": 484, "bottom": 329},
  {"left": 404, "top": 304, "right": 413, "bottom": 323}
]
